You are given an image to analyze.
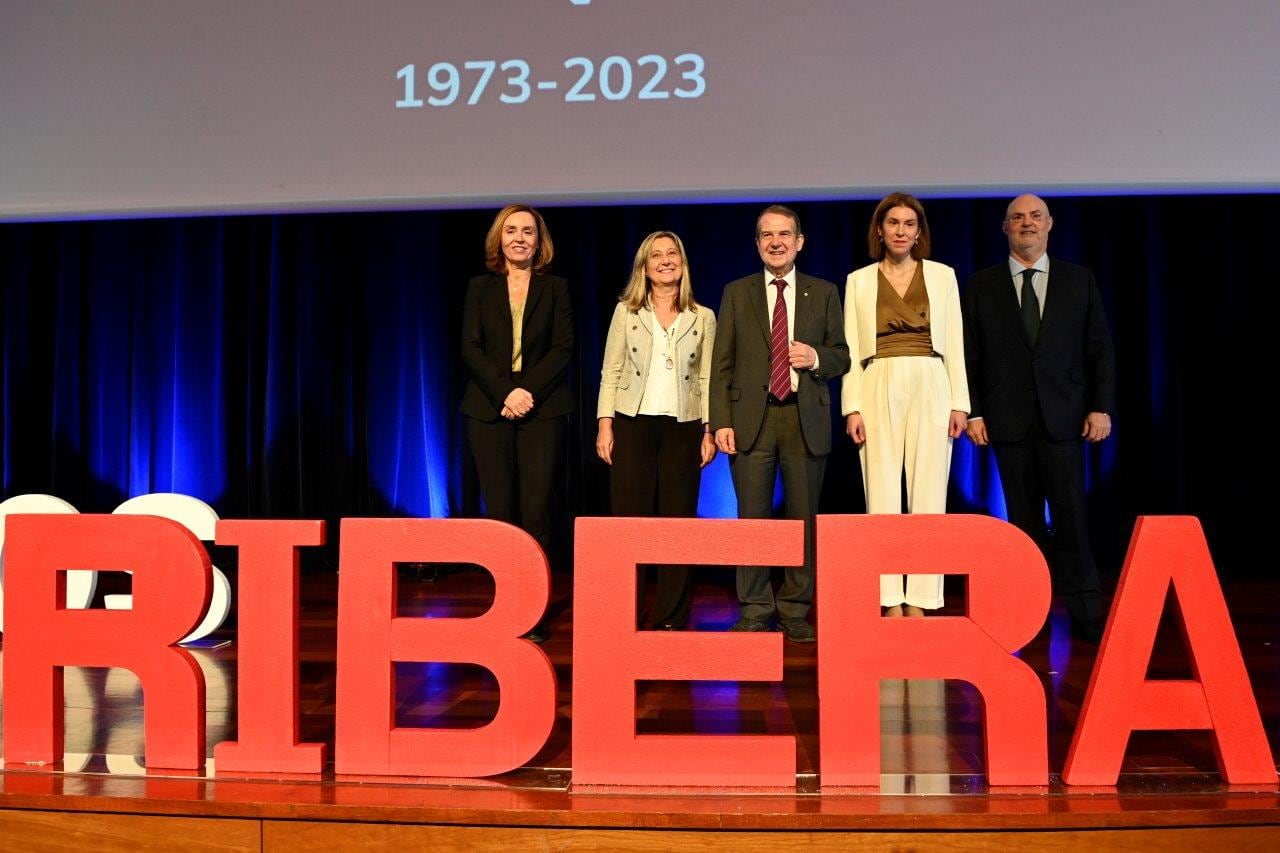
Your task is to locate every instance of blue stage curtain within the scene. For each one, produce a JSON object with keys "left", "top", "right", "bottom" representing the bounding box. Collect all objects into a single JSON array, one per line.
[{"left": 3, "top": 195, "right": 1277, "bottom": 576}]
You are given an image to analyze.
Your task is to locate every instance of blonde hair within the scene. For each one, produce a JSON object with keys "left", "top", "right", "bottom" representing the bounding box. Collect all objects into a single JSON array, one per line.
[
  {"left": 618, "top": 231, "right": 698, "bottom": 312},
  {"left": 484, "top": 204, "right": 555, "bottom": 273}
]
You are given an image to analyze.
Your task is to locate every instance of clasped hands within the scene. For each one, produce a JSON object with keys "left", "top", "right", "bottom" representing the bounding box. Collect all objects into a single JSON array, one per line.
[{"left": 501, "top": 387, "right": 534, "bottom": 419}]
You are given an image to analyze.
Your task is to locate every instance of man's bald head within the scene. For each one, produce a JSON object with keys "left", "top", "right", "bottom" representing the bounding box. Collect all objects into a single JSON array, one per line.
[{"left": 1002, "top": 194, "right": 1053, "bottom": 264}]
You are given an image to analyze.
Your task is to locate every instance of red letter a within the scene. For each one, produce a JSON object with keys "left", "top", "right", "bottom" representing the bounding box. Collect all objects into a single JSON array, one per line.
[{"left": 1064, "top": 517, "right": 1275, "bottom": 785}]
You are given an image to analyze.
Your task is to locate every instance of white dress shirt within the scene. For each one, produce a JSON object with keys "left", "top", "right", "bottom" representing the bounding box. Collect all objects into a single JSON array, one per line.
[
  {"left": 1009, "top": 254, "right": 1050, "bottom": 318},
  {"left": 637, "top": 308, "right": 683, "bottom": 416},
  {"left": 764, "top": 267, "right": 805, "bottom": 392}
]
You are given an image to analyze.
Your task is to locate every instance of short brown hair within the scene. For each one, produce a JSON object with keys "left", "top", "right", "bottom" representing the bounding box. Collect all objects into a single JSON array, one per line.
[
  {"left": 755, "top": 204, "right": 802, "bottom": 237},
  {"left": 867, "top": 192, "right": 931, "bottom": 261},
  {"left": 484, "top": 204, "right": 555, "bottom": 273}
]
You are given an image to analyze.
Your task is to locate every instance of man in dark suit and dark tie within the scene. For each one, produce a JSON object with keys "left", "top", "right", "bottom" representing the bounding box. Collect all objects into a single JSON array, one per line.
[
  {"left": 962, "top": 194, "right": 1116, "bottom": 642},
  {"left": 710, "top": 205, "right": 850, "bottom": 642}
]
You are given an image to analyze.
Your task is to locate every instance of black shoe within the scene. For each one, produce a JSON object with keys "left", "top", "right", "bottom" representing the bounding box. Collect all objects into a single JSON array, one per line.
[
  {"left": 1073, "top": 620, "right": 1104, "bottom": 644},
  {"left": 523, "top": 622, "right": 550, "bottom": 644},
  {"left": 729, "top": 616, "right": 771, "bottom": 632},
  {"left": 778, "top": 617, "right": 816, "bottom": 643}
]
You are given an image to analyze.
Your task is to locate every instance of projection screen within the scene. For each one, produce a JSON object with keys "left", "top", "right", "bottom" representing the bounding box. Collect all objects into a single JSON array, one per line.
[{"left": 2, "top": 0, "right": 1277, "bottom": 220}]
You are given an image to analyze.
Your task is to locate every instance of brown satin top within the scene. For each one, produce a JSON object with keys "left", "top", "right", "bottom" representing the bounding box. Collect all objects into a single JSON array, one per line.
[{"left": 874, "top": 264, "right": 933, "bottom": 357}]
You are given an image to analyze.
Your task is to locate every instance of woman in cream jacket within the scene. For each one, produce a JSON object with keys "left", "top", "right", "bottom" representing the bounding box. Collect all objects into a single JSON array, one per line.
[
  {"left": 842, "top": 194, "right": 970, "bottom": 616},
  {"left": 596, "top": 231, "right": 716, "bottom": 630}
]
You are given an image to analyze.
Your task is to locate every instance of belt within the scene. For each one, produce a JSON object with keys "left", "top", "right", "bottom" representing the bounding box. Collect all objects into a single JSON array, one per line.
[{"left": 862, "top": 352, "right": 943, "bottom": 368}]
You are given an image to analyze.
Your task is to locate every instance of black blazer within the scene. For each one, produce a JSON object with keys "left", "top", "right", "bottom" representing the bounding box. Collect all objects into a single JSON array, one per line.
[
  {"left": 460, "top": 272, "right": 574, "bottom": 421},
  {"left": 709, "top": 272, "right": 850, "bottom": 455},
  {"left": 962, "top": 257, "right": 1115, "bottom": 442}
]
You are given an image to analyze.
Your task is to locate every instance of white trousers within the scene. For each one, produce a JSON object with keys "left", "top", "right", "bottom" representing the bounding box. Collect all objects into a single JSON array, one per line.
[{"left": 859, "top": 356, "right": 953, "bottom": 609}]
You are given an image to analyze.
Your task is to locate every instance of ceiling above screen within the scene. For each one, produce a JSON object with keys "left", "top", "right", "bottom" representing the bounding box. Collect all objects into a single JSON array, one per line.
[{"left": 2, "top": 0, "right": 1277, "bottom": 221}]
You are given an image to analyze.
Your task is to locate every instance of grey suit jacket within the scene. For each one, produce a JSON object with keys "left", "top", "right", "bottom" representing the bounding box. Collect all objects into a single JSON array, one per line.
[{"left": 709, "top": 272, "right": 851, "bottom": 455}]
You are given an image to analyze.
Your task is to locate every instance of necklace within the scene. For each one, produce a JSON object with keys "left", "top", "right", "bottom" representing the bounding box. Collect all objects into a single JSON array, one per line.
[
  {"left": 661, "top": 318, "right": 678, "bottom": 370},
  {"left": 650, "top": 303, "right": 678, "bottom": 370},
  {"left": 650, "top": 290, "right": 679, "bottom": 370}
]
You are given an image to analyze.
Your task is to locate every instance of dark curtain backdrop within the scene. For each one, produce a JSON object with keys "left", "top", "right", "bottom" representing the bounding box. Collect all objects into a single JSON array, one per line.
[{"left": 3, "top": 195, "right": 1276, "bottom": 577}]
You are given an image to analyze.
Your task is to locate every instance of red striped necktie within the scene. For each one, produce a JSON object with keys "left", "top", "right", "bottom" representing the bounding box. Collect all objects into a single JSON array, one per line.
[{"left": 769, "top": 278, "right": 791, "bottom": 401}]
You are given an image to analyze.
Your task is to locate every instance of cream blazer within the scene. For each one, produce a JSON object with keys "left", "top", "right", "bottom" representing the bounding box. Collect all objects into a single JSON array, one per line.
[
  {"left": 597, "top": 302, "right": 716, "bottom": 423},
  {"left": 840, "top": 259, "right": 971, "bottom": 415}
]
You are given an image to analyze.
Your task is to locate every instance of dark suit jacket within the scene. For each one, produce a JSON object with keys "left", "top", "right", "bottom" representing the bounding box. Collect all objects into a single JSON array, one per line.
[
  {"left": 710, "top": 272, "right": 850, "bottom": 455},
  {"left": 460, "top": 272, "right": 574, "bottom": 421},
  {"left": 962, "top": 257, "right": 1115, "bottom": 442}
]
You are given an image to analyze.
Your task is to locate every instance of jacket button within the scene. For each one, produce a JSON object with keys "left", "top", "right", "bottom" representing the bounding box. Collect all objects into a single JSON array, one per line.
[
  {"left": 631, "top": 347, "right": 637, "bottom": 352},
  {"left": 636, "top": 370, "right": 641, "bottom": 376},
  {"left": 693, "top": 330, "right": 698, "bottom": 336},
  {"left": 689, "top": 354, "right": 695, "bottom": 360},
  {"left": 632, "top": 325, "right": 637, "bottom": 330},
  {"left": 684, "top": 374, "right": 690, "bottom": 380}
]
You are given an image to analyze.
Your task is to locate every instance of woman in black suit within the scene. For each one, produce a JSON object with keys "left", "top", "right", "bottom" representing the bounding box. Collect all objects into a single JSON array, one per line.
[{"left": 460, "top": 204, "right": 573, "bottom": 642}]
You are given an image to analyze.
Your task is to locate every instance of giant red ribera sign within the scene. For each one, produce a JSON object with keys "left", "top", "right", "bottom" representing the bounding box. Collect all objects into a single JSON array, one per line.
[{"left": 0, "top": 510, "right": 1273, "bottom": 788}]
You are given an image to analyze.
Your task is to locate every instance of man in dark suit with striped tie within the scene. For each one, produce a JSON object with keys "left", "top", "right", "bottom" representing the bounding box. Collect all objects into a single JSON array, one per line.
[
  {"left": 710, "top": 205, "right": 850, "bottom": 642},
  {"left": 962, "top": 194, "right": 1116, "bottom": 642}
]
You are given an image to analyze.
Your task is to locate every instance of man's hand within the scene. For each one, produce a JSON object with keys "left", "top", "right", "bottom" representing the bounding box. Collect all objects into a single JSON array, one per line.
[
  {"left": 1082, "top": 412, "right": 1111, "bottom": 442},
  {"left": 787, "top": 341, "right": 817, "bottom": 370},
  {"left": 714, "top": 427, "right": 737, "bottom": 455},
  {"left": 965, "top": 419, "right": 989, "bottom": 446}
]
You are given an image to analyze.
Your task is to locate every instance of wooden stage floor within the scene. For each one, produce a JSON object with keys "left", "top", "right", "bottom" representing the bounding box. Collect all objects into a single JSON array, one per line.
[{"left": 2, "top": 568, "right": 1279, "bottom": 849}]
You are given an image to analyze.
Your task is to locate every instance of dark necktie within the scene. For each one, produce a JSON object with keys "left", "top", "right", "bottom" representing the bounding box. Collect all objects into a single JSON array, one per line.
[
  {"left": 1020, "top": 268, "right": 1040, "bottom": 346},
  {"left": 769, "top": 279, "right": 791, "bottom": 401}
]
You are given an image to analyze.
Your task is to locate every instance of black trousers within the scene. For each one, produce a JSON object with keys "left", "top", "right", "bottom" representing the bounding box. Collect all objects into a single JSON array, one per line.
[
  {"left": 610, "top": 413, "right": 703, "bottom": 628},
  {"left": 465, "top": 413, "right": 566, "bottom": 566},
  {"left": 992, "top": 415, "right": 1102, "bottom": 625},
  {"left": 729, "top": 401, "right": 825, "bottom": 622}
]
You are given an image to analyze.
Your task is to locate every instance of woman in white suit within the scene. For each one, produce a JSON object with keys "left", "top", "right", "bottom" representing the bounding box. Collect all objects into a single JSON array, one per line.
[
  {"left": 842, "top": 193, "right": 970, "bottom": 616},
  {"left": 596, "top": 231, "right": 717, "bottom": 630}
]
